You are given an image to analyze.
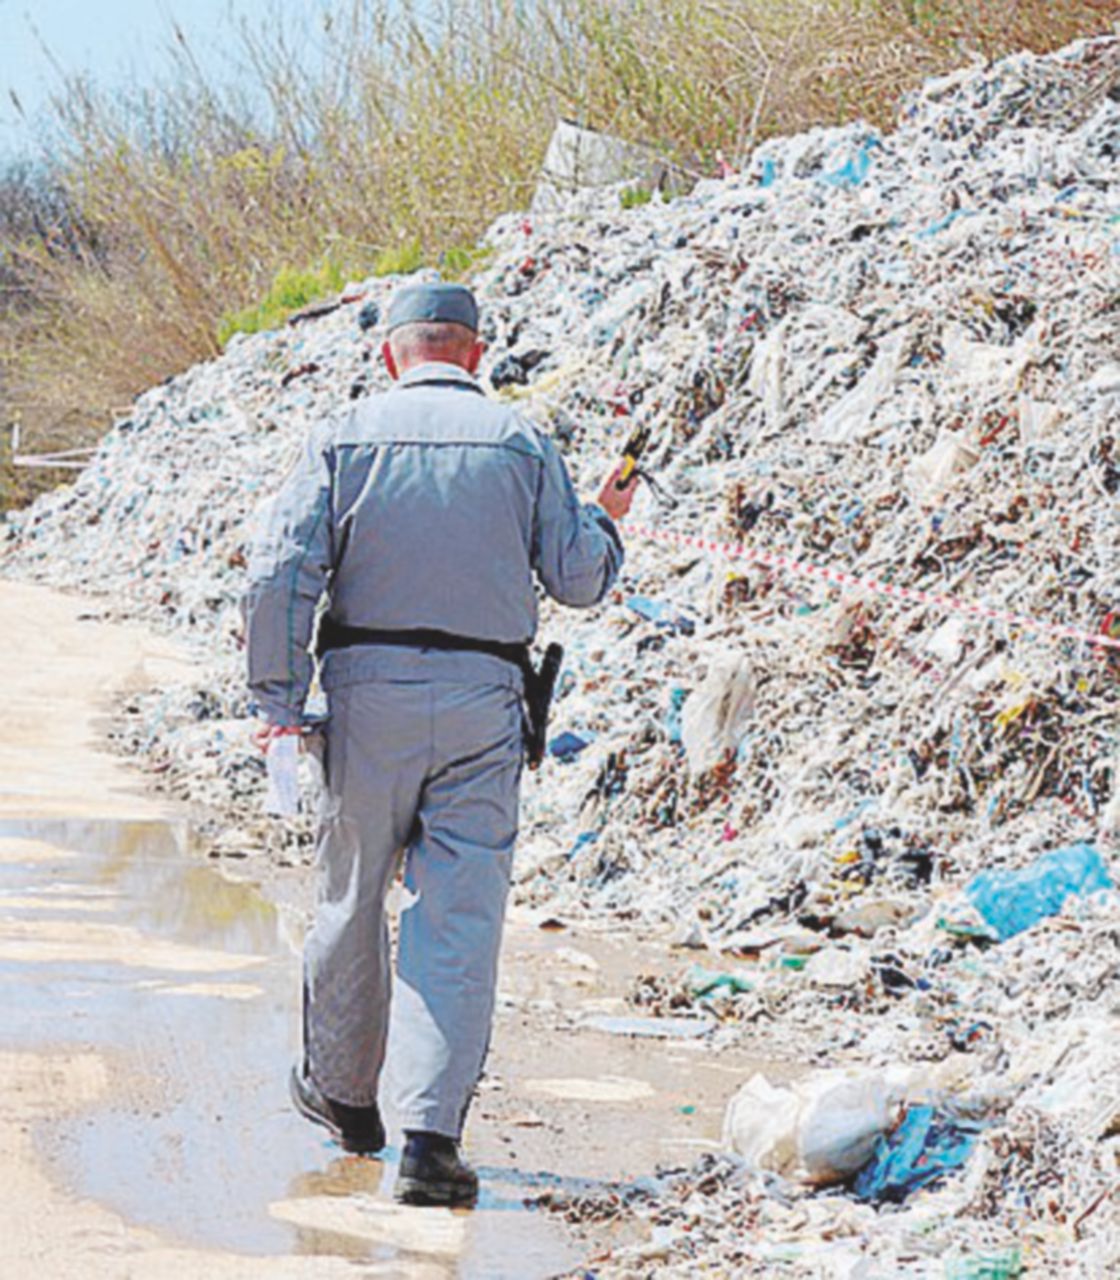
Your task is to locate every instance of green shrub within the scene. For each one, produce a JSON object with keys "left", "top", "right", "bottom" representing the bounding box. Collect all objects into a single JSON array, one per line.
[
  {"left": 372, "top": 240, "right": 425, "bottom": 278},
  {"left": 620, "top": 185, "right": 655, "bottom": 210},
  {"left": 216, "top": 261, "right": 346, "bottom": 346},
  {"left": 440, "top": 244, "right": 493, "bottom": 278}
]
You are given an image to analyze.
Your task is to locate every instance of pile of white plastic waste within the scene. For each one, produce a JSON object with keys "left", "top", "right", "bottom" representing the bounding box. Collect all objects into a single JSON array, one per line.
[{"left": 4, "top": 33, "right": 1119, "bottom": 1277}]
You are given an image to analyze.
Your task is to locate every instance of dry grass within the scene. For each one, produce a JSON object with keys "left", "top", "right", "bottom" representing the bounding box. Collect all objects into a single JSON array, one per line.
[{"left": 0, "top": 0, "right": 1114, "bottom": 508}]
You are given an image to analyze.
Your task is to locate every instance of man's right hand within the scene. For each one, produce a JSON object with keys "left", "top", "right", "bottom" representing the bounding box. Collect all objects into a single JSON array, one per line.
[
  {"left": 597, "top": 466, "right": 638, "bottom": 521},
  {"left": 252, "top": 721, "right": 305, "bottom": 754}
]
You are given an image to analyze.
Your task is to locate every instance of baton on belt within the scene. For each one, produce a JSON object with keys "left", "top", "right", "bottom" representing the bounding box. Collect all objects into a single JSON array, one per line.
[{"left": 523, "top": 642, "right": 564, "bottom": 769}]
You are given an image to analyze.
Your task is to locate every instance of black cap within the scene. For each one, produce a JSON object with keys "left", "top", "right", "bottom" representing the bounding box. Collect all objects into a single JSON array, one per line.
[{"left": 386, "top": 283, "right": 479, "bottom": 333}]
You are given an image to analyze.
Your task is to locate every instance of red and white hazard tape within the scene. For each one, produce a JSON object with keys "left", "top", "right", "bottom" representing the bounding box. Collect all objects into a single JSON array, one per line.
[{"left": 619, "top": 522, "right": 1120, "bottom": 653}]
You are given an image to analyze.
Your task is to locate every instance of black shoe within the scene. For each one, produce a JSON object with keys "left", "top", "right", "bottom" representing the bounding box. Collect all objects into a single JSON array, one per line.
[
  {"left": 395, "top": 1130, "right": 479, "bottom": 1206},
  {"left": 289, "top": 1065, "right": 386, "bottom": 1154}
]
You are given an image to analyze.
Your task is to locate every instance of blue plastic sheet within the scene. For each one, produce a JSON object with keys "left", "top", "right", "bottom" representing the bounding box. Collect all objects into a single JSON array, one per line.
[
  {"left": 665, "top": 687, "right": 687, "bottom": 744},
  {"left": 915, "top": 208, "right": 979, "bottom": 239},
  {"left": 566, "top": 831, "right": 598, "bottom": 860},
  {"left": 549, "top": 731, "right": 591, "bottom": 761},
  {"left": 820, "top": 136, "right": 881, "bottom": 189},
  {"left": 853, "top": 1105, "right": 977, "bottom": 1203},
  {"left": 625, "top": 595, "right": 696, "bottom": 634},
  {"left": 966, "top": 842, "right": 1112, "bottom": 941}
]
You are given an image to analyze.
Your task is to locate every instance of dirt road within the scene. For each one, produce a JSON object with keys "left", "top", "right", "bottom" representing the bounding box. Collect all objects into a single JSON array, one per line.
[{"left": 0, "top": 580, "right": 772, "bottom": 1278}]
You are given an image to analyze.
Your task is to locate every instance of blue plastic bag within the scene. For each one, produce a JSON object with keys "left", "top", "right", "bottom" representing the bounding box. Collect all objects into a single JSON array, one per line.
[
  {"left": 626, "top": 595, "right": 696, "bottom": 635},
  {"left": 820, "top": 136, "right": 881, "bottom": 189},
  {"left": 915, "top": 208, "right": 978, "bottom": 239},
  {"left": 549, "top": 731, "right": 591, "bottom": 761},
  {"left": 853, "top": 1105, "right": 977, "bottom": 1203},
  {"left": 966, "top": 843, "right": 1112, "bottom": 942},
  {"left": 665, "top": 687, "right": 688, "bottom": 744}
]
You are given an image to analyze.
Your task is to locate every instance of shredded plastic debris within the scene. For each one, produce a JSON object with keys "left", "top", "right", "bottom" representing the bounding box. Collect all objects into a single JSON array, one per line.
[{"left": 4, "top": 32, "right": 1120, "bottom": 1278}]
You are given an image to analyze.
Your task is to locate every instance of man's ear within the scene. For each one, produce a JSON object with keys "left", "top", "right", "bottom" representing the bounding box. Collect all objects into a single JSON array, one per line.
[
  {"left": 382, "top": 340, "right": 400, "bottom": 381},
  {"left": 466, "top": 339, "right": 486, "bottom": 376}
]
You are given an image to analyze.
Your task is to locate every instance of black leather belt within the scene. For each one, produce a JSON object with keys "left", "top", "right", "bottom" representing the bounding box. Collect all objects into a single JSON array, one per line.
[
  {"left": 315, "top": 617, "right": 563, "bottom": 770},
  {"left": 316, "top": 617, "right": 529, "bottom": 671}
]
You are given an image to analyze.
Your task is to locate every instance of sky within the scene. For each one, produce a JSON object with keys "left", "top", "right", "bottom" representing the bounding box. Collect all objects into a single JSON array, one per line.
[{"left": 0, "top": 0, "right": 326, "bottom": 159}]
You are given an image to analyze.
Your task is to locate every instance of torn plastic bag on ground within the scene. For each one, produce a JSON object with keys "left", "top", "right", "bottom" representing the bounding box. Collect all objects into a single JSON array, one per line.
[
  {"left": 722, "top": 1069, "right": 901, "bottom": 1186},
  {"left": 852, "top": 1104, "right": 980, "bottom": 1203}
]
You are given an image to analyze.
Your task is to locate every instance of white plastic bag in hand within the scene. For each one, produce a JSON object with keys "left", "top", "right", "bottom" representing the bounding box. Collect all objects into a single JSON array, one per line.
[{"left": 264, "top": 733, "right": 301, "bottom": 817}]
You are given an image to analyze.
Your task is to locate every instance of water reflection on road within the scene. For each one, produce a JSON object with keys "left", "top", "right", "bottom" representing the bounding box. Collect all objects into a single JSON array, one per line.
[{"left": 0, "top": 818, "right": 581, "bottom": 1279}]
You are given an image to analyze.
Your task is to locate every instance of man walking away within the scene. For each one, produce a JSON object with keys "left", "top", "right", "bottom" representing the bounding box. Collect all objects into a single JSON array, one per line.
[{"left": 244, "top": 282, "right": 636, "bottom": 1205}]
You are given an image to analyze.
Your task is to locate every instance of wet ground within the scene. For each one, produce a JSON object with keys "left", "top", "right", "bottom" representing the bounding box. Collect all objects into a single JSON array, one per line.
[
  {"left": 0, "top": 581, "right": 781, "bottom": 1278},
  {"left": 0, "top": 816, "right": 584, "bottom": 1277}
]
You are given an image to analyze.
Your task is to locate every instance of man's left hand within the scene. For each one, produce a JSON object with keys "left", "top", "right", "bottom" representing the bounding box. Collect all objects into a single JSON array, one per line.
[{"left": 597, "top": 465, "right": 638, "bottom": 521}]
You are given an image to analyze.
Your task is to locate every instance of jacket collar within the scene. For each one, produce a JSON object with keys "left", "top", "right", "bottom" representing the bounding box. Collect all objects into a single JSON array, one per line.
[{"left": 394, "top": 361, "right": 482, "bottom": 391}]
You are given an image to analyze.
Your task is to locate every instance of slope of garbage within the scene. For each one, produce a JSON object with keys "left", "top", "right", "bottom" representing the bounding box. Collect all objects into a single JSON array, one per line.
[{"left": 4, "top": 34, "right": 1120, "bottom": 1276}]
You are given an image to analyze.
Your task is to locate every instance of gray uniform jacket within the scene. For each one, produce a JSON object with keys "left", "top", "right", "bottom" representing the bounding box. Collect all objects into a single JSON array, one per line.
[{"left": 245, "top": 361, "right": 624, "bottom": 725}]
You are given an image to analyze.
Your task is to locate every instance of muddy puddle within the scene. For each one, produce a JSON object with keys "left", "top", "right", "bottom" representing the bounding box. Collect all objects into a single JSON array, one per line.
[{"left": 0, "top": 818, "right": 584, "bottom": 1278}]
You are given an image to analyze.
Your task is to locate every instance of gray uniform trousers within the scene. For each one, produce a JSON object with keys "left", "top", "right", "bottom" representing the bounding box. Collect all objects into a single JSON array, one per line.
[{"left": 305, "top": 645, "right": 523, "bottom": 1137}]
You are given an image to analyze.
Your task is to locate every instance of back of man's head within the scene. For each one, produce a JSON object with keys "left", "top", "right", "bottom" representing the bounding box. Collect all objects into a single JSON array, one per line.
[{"left": 389, "top": 320, "right": 478, "bottom": 369}]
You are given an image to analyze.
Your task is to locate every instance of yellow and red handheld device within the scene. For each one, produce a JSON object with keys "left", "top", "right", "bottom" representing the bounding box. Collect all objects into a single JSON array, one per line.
[{"left": 616, "top": 423, "right": 651, "bottom": 489}]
